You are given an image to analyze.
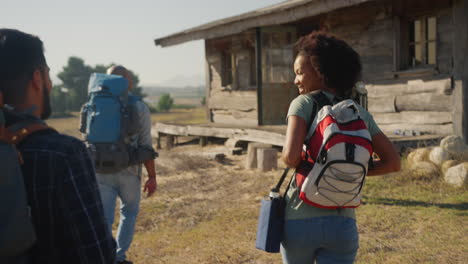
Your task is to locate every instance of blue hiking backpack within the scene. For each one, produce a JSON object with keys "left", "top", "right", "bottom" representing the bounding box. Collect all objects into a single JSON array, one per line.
[{"left": 80, "top": 73, "right": 157, "bottom": 174}]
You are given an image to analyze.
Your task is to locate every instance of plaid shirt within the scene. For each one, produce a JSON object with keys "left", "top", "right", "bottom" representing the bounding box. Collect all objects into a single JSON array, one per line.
[{"left": 17, "top": 127, "right": 116, "bottom": 264}]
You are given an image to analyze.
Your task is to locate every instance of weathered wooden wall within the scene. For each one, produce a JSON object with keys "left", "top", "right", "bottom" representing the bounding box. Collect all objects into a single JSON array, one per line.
[
  {"left": 322, "top": 0, "right": 454, "bottom": 136},
  {"left": 205, "top": 32, "right": 258, "bottom": 126},
  {"left": 203, "top": 0, "right": 457, "bottom": 136}
]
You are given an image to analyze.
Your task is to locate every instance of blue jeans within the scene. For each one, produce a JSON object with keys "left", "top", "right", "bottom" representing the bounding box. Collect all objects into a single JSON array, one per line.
[
  {"left": 281, "top": 216, "right": 359, "bottom": 264},
  {"left": 97, "top": 172, "right": 141, "bottom": 262}
]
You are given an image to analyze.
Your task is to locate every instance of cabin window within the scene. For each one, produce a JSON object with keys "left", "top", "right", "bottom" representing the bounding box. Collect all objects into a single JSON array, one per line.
[
  {"left": 397, "top": 15, "right": 437, "bottom": 71},
  {"left": 408, "top": 16, "right": 437, "bottom": 67},
  {"left": 221, "top": 51, "right": 233, "bottom": 87}
]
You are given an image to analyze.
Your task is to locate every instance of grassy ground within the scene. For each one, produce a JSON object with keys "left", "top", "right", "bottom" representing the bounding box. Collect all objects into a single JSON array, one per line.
[
  {"left": 46, "top": 107, "right": 207, "bottom": 138},
  {"left": 48, "top": 108, "right": 467, "bottom": 264},
  {"left": 125, "top": 148, "right": 467, "bottom": 264}
]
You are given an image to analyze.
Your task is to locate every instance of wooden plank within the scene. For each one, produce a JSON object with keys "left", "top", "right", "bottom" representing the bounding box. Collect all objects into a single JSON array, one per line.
[
  {"left": 153, "top": 123, "right": 286, "bottom": 146},
  {"left": 209, "top": 90, "right": 257, "bottom": 111},
  {"left": 373, "top": 111, "right": 452, "bottom": 125},
  {"left": 395, "top": 93, "right": 451, "bottom": 112},
  {"left": 212, "top": 115, "right": 258, "bottom": 127},
  {"left": 155, "top": 123, "right": 188, "bottom": 135},
  {"left": 234, "top": 129, "right": 285, "bottom": 146},
  {"left": 366, "top": 77, "right": 451, "bottom": 97},
  {"left": 379, "top": 123, "right": 453, "bottom": 135},
  {"left": 368, "top": 96, "right": 396, "bottom": 113},
  {"left": 186, "top": 125, "right": 244, "bottom": 138}
]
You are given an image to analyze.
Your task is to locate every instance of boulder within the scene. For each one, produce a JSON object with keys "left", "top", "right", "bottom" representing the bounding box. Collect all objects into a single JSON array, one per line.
[
  {"left": 444, "top": 162, "right": 468, "bottom": 187},
  {"left": 407, "top": 148, "right": 431, "bottom": 166},
  {"left": 409, "top": 161, "right": 440, "bottom": 181},
  {"left": 440, "top": 135, "right": 468, "bottom": 161},
  {"left": 429, "top": 147, "right": 451, "bottom": 166},
  {"left": 441, "top": 160, "right": 461, "bottom": 174}
]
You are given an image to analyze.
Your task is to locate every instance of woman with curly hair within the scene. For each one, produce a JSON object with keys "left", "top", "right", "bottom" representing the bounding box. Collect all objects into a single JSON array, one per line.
[{"left": 281, "top": 31, "right": 400, "bottom": 263}]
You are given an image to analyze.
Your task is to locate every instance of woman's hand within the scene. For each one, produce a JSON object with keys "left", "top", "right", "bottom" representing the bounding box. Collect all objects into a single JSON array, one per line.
[
  {"left": 367, "top": 132, "right": 401, "bottom": 176},
  {"left": 282, "top": 115, "right": 307, "bottom": 168}
]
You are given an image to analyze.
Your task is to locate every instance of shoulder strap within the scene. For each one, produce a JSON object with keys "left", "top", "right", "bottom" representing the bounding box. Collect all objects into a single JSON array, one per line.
[
  {"left": 307, "top": 91, "right": 332, "bottom": 129},
  {"left": 272, "top": 168, "right": 290, "bottom": 193},
  {"left": 2, "top": 119, "right": 56, "bottom": 145}
]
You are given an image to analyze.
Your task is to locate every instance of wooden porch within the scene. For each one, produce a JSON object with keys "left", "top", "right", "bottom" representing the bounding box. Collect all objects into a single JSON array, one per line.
[{"left": 152, "top": 122, "right": 446, "bottom": 153}]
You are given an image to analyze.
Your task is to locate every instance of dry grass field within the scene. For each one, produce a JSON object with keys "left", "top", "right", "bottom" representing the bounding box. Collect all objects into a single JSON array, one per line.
[{"left": 47, "top": 107, "right": 467, "bottom": 264}]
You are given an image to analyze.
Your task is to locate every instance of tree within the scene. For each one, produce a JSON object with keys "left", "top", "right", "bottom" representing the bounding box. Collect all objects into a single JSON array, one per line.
[
  {"left": 50, "top": 84, "right": 67, "bottom": 114},
  {"left": 157, "top": 94, "right": 174, "bottom": 112},
  {"left": 57, "top": 57, "right": 93, "bottom": 111}
]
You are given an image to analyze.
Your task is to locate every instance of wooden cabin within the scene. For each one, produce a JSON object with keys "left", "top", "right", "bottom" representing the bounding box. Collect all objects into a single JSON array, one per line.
[{"left": 155, "top": 0, "right": 468, "bottom": 142}]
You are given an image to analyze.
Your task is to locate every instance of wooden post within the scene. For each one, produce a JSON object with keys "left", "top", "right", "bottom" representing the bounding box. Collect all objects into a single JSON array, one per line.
[
  {"left": 452, "top": 0, "right": 468, "bottom": 144},
  {"left": 165, "top": 135, "right": 175, "bottom": 150},
  {"left": 199, "top": 136, "right": 208, "bottom": 147},
  {"left": 245, "top": 143, "right": 272, "bottom": 169},
  {"left": 256, "top": 27, "right": 263, "bottom": 126},
  {"left": 257, "top": 147, "right": 278, "bottom": 171},
  {"left": 204, "top": 40, "right": 213, "bottom": 122},
  {"left": 156, "top": 132, "right": 162, "bottom": 150}
]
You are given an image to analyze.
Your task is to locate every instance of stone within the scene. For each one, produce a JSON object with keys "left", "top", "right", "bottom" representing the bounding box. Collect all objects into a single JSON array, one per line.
[
  {"left": 441, "top": 160, "right": 461, "bottom": 174},
  {"left": 440, "top": 135, "right": 468, "bottom": 161},
  {"left": 444, "top": 162, "right": 468, "bottom": 187},
  {"left": 257, "top": 147, "right": 278, "bottom": 171},
  {"left": 409, "top": 161, "right": 440, "bottom": 181},
  {"left": 429, "top": 147, "right": 451, "bottom": 166},
  {"left": 407, "top": 148, "right": 431, "bottom": 165},
  {"left": 245, "top": 143, "right": 272, "bottom": 169}
]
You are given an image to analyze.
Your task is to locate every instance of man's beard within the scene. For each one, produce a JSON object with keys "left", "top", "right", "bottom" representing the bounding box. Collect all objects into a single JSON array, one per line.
[{"left": 41, "top": 82, "right": 52, "bottom": 120}]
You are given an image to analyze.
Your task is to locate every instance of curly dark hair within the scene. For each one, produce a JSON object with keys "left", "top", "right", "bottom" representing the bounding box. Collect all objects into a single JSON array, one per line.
[{"left": 295, "top": 31, "right": 362, "bottom": 98}]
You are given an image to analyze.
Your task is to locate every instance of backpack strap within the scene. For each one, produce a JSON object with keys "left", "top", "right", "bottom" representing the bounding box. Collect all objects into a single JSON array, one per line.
[
  {"left": 5, "top": 122, "right": 55, "bottom": 145},
  {"left": 0, "top": 108, "right": 56, "bottom": 145},
  {"left": 307, "top": 91, "right": 332, "bottom": 130}
]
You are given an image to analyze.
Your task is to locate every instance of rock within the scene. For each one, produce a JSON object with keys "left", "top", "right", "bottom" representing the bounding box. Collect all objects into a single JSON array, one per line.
[
  {"left": 407, "top": 148, "right": 431, "bottom": 165},
  {"left": 429, "top": 147, "right": 451, "bottom": 166},
  {"left": 444, "top": 162, "right": 468, "bottom": 187},
  {"left": 441, "top": 160, "right": 461, "bottom": 174},
  {"left": 440, "top": 135, "right": 468, "bottom": 161},
  {"left": 409, "top": 161, "right": 440, "bottom": 181}
]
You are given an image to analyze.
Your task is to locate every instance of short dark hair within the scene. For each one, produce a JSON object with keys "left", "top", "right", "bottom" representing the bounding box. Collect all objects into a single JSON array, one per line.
[
  {"left": 0, "top": 29, "right": 47, "bottom": 104},
  {"left": 295, "top": 31, "right": 362, "bottom": 98}
]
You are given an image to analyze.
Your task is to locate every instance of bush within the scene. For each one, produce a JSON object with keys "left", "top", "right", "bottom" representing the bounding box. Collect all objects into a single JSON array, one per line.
[
  {"left": 148, "top": 104, "right": 158, "bottom": 113},
  {"left": 157, "top": 94, "right": 174, "bottom": 112}
]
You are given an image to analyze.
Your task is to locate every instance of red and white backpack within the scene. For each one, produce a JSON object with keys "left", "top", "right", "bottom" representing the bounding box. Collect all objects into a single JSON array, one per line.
[{"left": 296, "top": 91, "right": 373, "bottom": 209}]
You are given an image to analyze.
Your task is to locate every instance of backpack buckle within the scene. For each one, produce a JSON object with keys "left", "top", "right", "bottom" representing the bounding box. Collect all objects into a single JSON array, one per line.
[{"left": 318, "top": 148, "right": 327, "bottom": 164}]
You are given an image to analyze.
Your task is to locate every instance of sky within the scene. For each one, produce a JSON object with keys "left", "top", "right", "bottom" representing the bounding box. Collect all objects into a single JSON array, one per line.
[{"left": 2, "top": 0, "right": 284, "bottom": 87}]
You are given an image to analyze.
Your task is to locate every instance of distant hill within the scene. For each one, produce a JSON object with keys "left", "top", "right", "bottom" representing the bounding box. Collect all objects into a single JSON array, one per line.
[
  {"left": 143, "top": 85, "right": 205, "bottom": 98},
  {"left": 155, "top": 74, "right": 204, "bottom": 88}
]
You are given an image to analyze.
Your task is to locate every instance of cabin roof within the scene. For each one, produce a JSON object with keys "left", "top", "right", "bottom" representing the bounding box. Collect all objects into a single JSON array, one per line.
[{"left": 154, "top": 0, "right": 375, "bottom": 47}]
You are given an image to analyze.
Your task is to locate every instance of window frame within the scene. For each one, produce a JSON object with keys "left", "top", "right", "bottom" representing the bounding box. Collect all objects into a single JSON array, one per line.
[{"left": 394, "top": 14, "right": 438, "bottom": 73}]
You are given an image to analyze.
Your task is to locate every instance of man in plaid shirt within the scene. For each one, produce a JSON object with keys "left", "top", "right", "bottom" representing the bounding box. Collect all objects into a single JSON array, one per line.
[{"left": 0, "top": 29, "right": 116, "bottom": 263}]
